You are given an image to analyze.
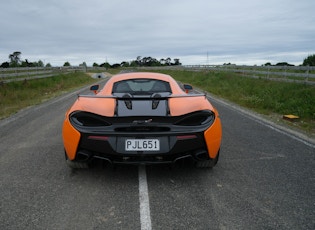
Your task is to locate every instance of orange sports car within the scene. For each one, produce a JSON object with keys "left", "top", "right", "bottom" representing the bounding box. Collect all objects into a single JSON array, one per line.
[{"left": 62, "top": 72, "right": 222, "bottom": 168}]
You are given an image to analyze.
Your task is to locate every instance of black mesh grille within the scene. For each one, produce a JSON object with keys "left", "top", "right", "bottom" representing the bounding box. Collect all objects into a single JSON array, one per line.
[
  {"left": 70, "top": 112, "right": 111, "bottom": 127},
  {"left": 69, "top": 110, "right": 214, "bottom": 132}
]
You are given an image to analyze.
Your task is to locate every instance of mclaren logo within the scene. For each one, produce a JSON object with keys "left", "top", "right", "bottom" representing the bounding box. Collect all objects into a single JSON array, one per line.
[{"left": 132, "top": 119, "right": 153, "bottom": 124}]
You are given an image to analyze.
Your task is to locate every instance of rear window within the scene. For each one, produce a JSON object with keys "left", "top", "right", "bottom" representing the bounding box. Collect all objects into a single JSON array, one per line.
[{"left": 112, "top": 79, "right": 171, "bottom": 94}]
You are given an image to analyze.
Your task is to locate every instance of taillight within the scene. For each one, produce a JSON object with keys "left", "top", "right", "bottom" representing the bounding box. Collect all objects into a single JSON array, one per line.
[{"left": 176, "top": 135, "right": 197, "bottom": 140}]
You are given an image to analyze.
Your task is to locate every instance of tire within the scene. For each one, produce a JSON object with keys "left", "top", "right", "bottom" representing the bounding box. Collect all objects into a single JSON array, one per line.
[
  {"left": 195, "top": 149, "right": 220, "bottom": 168},
  {"left": 65, "top": 152, "right": 89, "bottom": 169}
]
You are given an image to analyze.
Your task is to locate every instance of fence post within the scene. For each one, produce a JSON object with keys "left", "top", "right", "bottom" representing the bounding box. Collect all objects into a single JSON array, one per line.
[{"left": 305, "top": 65, "right": 309, "bottom": 83}]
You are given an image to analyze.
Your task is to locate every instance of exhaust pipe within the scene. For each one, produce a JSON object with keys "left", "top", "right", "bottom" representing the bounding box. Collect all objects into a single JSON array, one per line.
[
  {"left": 194, "top": 150, "right": 210, "bottom": 161},
  {"left": 76, "top": 150, "right": 91, "bottom": 162}
]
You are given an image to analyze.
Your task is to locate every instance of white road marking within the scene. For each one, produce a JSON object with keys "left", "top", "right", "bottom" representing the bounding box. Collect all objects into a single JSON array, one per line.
[{"left": 138, "top": 165, "right": 152, "bottom": 230}]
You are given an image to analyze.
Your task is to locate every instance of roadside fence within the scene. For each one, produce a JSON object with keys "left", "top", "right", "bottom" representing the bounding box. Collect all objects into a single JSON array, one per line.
[
  {"left": 138, "top": 65, "right": 315, "bottom": 85},
  {"left": 0, "top": 66, "right": 85, "bottom": 84},
  {"left": 2, "top": 65, "right": 315, "bottom": 85}
]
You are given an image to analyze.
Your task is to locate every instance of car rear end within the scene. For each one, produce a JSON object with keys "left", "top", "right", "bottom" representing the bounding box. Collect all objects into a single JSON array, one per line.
[
  {"left": 66, "top": 101, "right": 221, "bottom": 165},
  {"left": 62, "top": 73, "right": 222, "bottom": 168}
]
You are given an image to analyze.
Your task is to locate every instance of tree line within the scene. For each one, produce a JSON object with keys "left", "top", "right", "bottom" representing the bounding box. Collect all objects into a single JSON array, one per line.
[
  {"left": 92, "top": 56, "right": 181, "bottom": 68},
  {"left": 0, "top": 51, "right": 51, "bottom": 68},
  {"left": 262, "top": 55, "right": 315, "bottom": 67},
  {"left": 0, "top": 52, "right": 181, "bottom": 69},
  {"left": 1, "top": 51, "right": 315, "bottom": 68},
  {"left": 223, "top": 54, "right": 315, "bottom": 67}
]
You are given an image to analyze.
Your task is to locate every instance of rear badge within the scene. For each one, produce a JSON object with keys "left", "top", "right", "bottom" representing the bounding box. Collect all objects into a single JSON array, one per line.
[{"left": 132, "top": 119, "right": 152, "bottom": 124}]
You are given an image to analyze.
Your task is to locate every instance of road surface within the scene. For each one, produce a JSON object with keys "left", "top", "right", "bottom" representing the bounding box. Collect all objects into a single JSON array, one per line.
[{"left": 1, "top": 82, "right": 314, "bottom": 229}]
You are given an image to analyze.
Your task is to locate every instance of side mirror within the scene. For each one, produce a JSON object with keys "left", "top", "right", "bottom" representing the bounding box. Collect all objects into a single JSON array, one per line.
[
  {"left": 183, "top": 84, "right": 193, "bottom": 93},
  {"left": 90, "top": 85, "right": 99, "bottom": 94}
]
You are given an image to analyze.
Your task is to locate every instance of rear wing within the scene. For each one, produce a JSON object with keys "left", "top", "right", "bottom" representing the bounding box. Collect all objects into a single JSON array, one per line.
[{"left": 77, "top": 93, "right": 207, "bottom": 100}]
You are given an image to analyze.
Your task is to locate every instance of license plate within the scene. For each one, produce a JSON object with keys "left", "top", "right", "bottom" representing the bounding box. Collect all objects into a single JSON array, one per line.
[{"left": 125, "top": 139, "right": 160, "bottom": 151}]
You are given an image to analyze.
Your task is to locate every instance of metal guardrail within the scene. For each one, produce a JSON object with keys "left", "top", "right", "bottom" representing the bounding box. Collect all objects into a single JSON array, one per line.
[
  {"left": 183, "top": 64, "right": 315, "bottom": 71},
  {"left": 137, "top": 65, "right": 315, "bottom": 85},
  {"left": 0, "top": 66, "right": 85, "bottom": 83},
  {"left": 183, "top": 65, "right": 315, "bottom": 78},
  {"left": 1, "top": 65, "right": 315, "bottom": 85}
]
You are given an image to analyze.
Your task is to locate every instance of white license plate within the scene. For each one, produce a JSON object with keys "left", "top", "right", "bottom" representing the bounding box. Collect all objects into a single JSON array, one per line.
[{"left": 125, "top": 139, "right": 160, "bottom": 151}]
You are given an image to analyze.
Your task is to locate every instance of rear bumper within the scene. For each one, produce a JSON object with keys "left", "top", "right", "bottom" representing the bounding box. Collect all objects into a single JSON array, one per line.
[
  {"left": 75, "top": 149, "right": 210, "bottom": 165},
  {"left": 75, "top": 132, "right": 211, "bottom": 164},
  {"left": 63, "top": 111, "right": 222, "bottom": 165}
]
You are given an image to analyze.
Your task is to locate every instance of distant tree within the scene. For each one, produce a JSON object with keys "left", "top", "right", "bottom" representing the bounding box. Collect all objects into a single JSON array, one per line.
[
  {"left": 275, "top": 62, "right": 294, "bottom": 66},
  {"left": 121, "top": 61, "right": 130, "bottom": 67},
  {"left": 100, "top": 62, "right": 111, "bottom": 68},
  {"left": 21, "top": 59, "right": 30, "bottom": 67},
  {"left": 136, "top": 56, "right": 142, "bottom": 66},
  {"left": 0, "top": 62, "right": 10, "bottom": 68},
  {"left": 9, "top": 51, "right": 22, "bottom": 67},
  {"left": 129, "top": 60, "right": 138, "bottom": 67},
  {"left": 79, "top": 62, "right": 87, "bottom": 72},
  {"left": 165, "top": 57, "right": 171, "bottom": 66},
  {"left": 37, "top": 60, "right": 44, "bottom": 67},
  {"left": 264, "top": 62, "right": 272, "bottom": 66},
  {"left": 141, "top": 57, "right": 159, "bottom": 66},
  {"left": 111, "top": 63, "right": 121, "bottom": 68},
  {"left": 173, "top": 58, "right": 181, "bottom": 65},
  {"left": 93, "top": 62, "right": 99, "bottom": 67},
  {"left": 302, "top": 54, "right": 315, "bottom": 66},
  {"left": 63, "top": 61, "right": 71, "bottom": 67},
  {"left": 45, "top": 63, "right": 52, "bottom": 67},
  {"left": 80, "top": 62, "right": 87, "bottom": 67}
]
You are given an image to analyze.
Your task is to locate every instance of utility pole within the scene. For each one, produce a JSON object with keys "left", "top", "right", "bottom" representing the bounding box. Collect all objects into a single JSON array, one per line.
[{"left": 207, "top": 51, "right": 209, "bottom": 66}]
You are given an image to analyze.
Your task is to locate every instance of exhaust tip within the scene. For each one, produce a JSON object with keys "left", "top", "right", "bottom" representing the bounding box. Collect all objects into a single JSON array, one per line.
[
  {"left": 76, "top": 150, "right": 91, "bottom": 162},
  {"left": 194, "top": 150, "right": 210, "bottom": 161}
]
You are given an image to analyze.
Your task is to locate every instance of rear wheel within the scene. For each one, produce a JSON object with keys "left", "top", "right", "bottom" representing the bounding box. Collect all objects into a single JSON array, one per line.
[{"left": 195, "top": 149, "right": 220, "bottom": 168}]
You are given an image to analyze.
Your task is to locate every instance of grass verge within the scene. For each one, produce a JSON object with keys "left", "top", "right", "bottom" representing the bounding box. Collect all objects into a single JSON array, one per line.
[
  {"left": 150, "top": 69, "right": 315, "bottom": 135},
  {"left": 1, "top": 68, "right": 314, "bottom": 137},
  {"left": 0, "top": 72, "right": 99, "bottom": 119}
]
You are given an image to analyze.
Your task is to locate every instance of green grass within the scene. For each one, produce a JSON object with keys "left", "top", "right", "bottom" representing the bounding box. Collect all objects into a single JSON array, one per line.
[
  {"left": 0, "top": 72, "right": 98, "bottom": 119},
  {"left": 1, "top": 68, "right": 314, "bottom": 135},
  {"left": 149, "top": 69, "right": 315, "bottom": 133}
]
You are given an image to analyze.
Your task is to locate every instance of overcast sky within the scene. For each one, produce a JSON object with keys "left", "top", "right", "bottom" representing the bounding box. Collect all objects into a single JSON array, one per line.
[{"left": 1, "top": 0, "right": 314, "bottom": 66}]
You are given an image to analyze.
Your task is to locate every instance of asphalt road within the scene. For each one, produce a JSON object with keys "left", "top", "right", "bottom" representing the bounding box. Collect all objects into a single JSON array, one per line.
[{"left": 0, "top": 82, "right": 314, "bottom": 230}]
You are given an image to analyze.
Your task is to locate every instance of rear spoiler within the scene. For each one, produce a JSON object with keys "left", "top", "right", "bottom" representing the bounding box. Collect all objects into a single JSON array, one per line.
[{"left": 77, "top": 93, "right": 207, "bottom": 100}]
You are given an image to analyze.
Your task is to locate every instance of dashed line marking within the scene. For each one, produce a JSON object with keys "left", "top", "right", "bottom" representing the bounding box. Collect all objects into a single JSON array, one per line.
[{"left": 138, "top": 165, "right": 152, "bottom": 230}]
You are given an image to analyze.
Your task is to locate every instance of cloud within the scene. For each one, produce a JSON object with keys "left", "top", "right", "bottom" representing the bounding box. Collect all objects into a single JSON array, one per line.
[{"left": 0, "top": 0, "right": 314, "bottom": 66}]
